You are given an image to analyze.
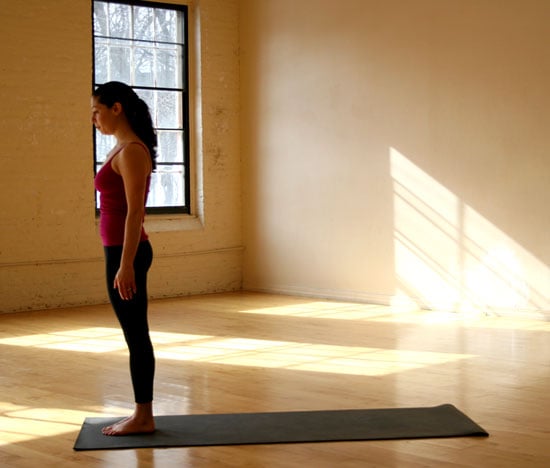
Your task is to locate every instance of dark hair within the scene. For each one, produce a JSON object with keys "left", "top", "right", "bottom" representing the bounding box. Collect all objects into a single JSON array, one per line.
[{"left": 93, "top": 81, "right": 157, "bottom": 170}]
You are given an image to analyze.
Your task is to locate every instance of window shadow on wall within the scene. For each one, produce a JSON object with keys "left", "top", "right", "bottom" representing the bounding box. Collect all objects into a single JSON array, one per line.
[{"left": 390, "top": 147, "right": 549, "bottom": 317}]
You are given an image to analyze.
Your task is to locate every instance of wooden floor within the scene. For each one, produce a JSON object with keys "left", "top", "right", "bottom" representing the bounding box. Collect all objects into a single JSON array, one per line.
[{"left": 1, "top": 292, "right": 549, "bottom": 467}]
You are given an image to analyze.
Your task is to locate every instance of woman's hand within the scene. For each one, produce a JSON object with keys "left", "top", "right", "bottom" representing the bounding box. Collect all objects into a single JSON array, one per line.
[{"left": 114, "top": 265, "right": 136, "bottom": 300}]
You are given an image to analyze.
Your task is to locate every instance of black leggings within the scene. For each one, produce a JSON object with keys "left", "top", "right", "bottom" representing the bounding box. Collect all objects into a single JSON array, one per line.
[{"left": 104, "top": 240, "right": 155, "bottom": 404}]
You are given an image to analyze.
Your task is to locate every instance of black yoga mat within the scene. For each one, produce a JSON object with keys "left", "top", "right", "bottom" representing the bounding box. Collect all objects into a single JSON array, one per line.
[{"left": 73, "top": 404, "right": 488, "bottom": 451}]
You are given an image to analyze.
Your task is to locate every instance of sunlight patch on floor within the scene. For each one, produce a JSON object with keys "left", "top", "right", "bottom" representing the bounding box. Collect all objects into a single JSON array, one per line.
[
  {"left": 0, "top": 327, "right": 125, "bottom": 352},
  {"left": 238, "top": 301, "right": 550, "bottom": 331},
  {"left": 0, "top": 328, "right": 213, "bottom": 353},
  {"left": 0, "top": 403, "right": 112, "bottom": 446},
  {"left": 0, "top": 325, "right": 474, "bottom": 377},
  {"left": 241, "top": 301, "right": 394, "bottom": 320},
  {"left": 155, "top": 336, "right": 473, "bottom": 376}
]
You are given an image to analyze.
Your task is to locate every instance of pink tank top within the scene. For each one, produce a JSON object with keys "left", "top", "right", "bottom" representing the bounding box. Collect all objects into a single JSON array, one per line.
[{"left": 94, "top": 142, "right": 151, "bottom": 247}]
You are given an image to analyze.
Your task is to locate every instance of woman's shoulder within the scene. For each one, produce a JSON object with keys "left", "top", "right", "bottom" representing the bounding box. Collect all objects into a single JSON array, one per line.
[
  {"left": 114, "top": 141, "right": 152, "bottom": 174},
  {"left": 124, "top": 140, "right": 150, "bottom": 154}
]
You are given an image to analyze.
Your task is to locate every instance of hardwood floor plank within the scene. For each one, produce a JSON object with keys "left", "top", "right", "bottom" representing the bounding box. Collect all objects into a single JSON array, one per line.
[{"left": 1, "top": 292, "right": 549, "bottom": 467}]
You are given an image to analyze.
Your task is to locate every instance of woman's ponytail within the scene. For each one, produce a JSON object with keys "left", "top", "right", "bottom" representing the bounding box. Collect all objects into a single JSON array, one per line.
[
  {"left": 127, "top": 97, "right": 158, "bottom": 171},
  {"left": 93, "top": 81, "right": 158, "bottom": 171}
]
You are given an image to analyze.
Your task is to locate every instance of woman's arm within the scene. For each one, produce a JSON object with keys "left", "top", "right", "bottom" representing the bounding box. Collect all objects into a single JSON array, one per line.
[{"left": 113, "top": 144, "right": 151, "bottom": 300}]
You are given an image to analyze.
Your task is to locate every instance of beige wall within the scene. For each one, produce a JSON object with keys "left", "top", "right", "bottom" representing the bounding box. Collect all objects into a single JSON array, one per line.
[
  {"left": 0, "top": 0, "right": 242, "bottom": 312},
  {"left": 240, "top": 0, "right": 550, "bottom": 317},
  {"left": 2, "top": 0, "right": 549, "bottom": 318}
]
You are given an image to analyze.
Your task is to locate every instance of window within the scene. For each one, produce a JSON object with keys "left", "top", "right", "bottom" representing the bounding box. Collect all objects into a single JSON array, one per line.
[{"left": 93, "top": 0, "right": 190, "bottom": 214}]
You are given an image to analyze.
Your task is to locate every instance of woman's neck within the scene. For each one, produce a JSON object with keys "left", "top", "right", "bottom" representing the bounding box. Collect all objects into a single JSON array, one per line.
[{"left": 114, "top": 127, "right": 139, "bottom": 146}]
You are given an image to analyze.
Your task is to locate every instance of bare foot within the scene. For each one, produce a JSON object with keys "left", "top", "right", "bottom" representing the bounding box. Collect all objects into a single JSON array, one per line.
[
  {"left": 101, "top": 416, "right": 130, "bottom": 435},
  {"left": 102, "top": 415, "right": 155, "bottom": 436}
]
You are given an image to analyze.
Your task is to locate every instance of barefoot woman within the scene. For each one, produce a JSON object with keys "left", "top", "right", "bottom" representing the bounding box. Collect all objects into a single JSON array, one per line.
[{"left": 92, "top": 81, "right": 156, "bottom": 436}]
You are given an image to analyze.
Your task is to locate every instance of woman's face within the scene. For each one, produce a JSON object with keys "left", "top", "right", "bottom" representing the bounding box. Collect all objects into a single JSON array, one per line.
[{"left": 91, "top": 97, "right": 119, "bottom": 135}]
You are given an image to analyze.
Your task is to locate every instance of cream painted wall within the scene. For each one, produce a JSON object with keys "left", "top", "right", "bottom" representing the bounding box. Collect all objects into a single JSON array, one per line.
[
  {"left": 240, "top": 0, "right": 550, "bottom": 317},
  {"left": 0, "top": 0, "right": 242, "bottom": 312},
  {"left": 2, "top": 0, "right": 548, "bottom": 317}
]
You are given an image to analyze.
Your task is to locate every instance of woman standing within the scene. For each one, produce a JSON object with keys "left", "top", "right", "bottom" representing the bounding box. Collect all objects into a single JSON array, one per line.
[{"left": 92, "top": 81, "right": 156, "bottom": 436}]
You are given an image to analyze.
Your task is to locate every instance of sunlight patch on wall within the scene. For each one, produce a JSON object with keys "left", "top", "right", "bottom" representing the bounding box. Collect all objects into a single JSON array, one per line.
[{"left": 390, "top": 147, "right": 549, "bottom": 316}]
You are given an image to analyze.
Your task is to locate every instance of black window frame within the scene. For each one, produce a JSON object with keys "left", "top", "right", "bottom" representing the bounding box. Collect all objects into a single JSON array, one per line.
[{"left": 92, "top": 0, "right": 190, "bottom": 215}]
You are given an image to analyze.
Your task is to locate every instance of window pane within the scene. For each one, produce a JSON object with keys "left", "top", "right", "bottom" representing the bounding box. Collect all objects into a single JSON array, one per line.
[
  {"left": 94, "top": 41, "right": 108, "bottom": 83},
  {"left": 157, "top": 131, "right": 183, "bottom": 163},
  {"left": 109, "top": 45, "right": 131, "bottom": 83},
  {"left": 133, "top": 6, "right": 154, "bottom": 41},
  {"left": 155, "top": 9, "right": 178, "bottom": 43},
  {"left": 156, "top": 46, "right": 182, "bottom": 88},
  {"left": 156, "top": 90, "right": 182, "bottom": 128},
  {"left": 93, "top": 2, "right": 109, "bottom": 36},
  {"left": 109, "top": 3, "right": 131, "bottom": 38},
  {"left": 134, "top": 46, "right": 154, "bottom": 87},
  {"left": 147, "top": 168, "right": 184, "bottom": 207}
]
